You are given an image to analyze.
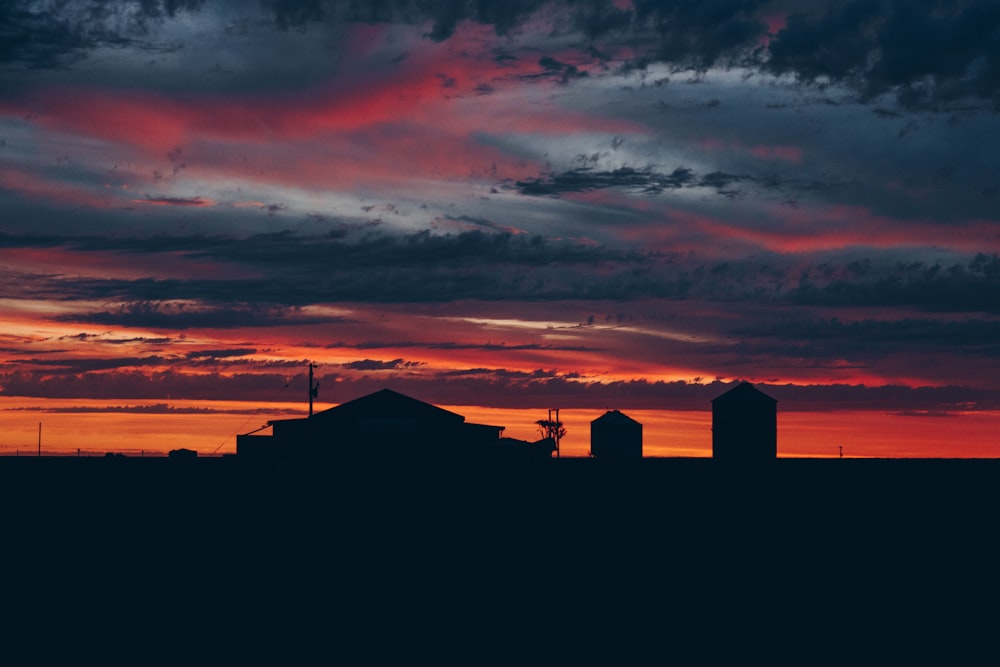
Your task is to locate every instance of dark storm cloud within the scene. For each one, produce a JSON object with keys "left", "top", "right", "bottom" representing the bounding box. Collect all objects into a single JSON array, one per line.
[
  {"left": 0, "top": 369, "right": 295, "bottom": 400},
  {"left": 7, "top": 1, "right": 999, "bottom": 112},
  {"left": 325, "top": 340, "right": 599, "bottom": 353},
  {"left": 341, "top": 358, "right": 422, "bottom": 371},
  {"left": 261, "top": 0, "right": 766, "bottom": 52},
  {"left": 57, "top": 333, "right": 175, "bottom": 345},
  {"left": 9, "top": 230, "right": 1000, "bottom": 316},
  {"left": 135, "top": 196, "right": 213, "bottom": 207},
  {"left": 304, "top": 375, "right": 1000, "bottom": 412},
  {"left": 2, "top": 229, "right": 639, "bottom": 312},
  {"left": 516, "top": 166, "right": 695, "bottom": 195},
  {"left": 514, "top": 165, "right": 852, "bottom": 199},
  {"left": 734, "top": 318, "right": 1000, "bottom": 357},
  {"left": 60, "top": 300, "right": 353, "bottom": 329},
  {"left": 628, "top": 0, "right": 769, "bottom": 69},
  {"left": 791, "top": 253, "right": 1000, "bottom": 315},
  {"left": 0, "top": 0, "right": 206, "bottom": 68},
  {"left": 4, "top": 403, "right": 301, "bottom": 415},
  {"left": 11, "top": 349, "right": 258, "bottom": 374},
  {"left": 264, "top": 0, "right": 327, "bottom": 29},
  {"left": 11, "top": 355, "right": 174, "bottom": 373},
  {"left": 0, "top": 231, "right": 71, "bottom": 248},
  {"left": 184, "top": 348, "right": 256, "bottom": 359},
  {"left": 768, "top": 0, "right": 1000, "bottom": 109},
  {"left": 765, "top": 382, "right": 1000, "bottom": 413},
  {"left": 4, "top": 358, "right": 999, "bottom": 412}
]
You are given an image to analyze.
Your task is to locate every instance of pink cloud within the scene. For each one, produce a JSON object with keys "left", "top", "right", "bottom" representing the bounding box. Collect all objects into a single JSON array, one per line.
[
  {"left": 748, "top": 144, "right": 803, "bottom": 163},
  {"left": 699, "top": 138, "right": 803, "bottom": 164}
]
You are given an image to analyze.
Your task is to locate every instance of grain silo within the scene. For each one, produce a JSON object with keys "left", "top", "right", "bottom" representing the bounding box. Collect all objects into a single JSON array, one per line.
[
  {"left": 711, "top": 382, "right": 777, "bottom": 462},
  {"left": 590, "top": 410, "right": 643, "bottom": 458}
]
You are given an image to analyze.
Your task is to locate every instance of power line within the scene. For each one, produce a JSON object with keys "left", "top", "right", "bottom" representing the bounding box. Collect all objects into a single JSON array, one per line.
[{"left": 210, "top": 380, "right": 291, "bottom": 455}]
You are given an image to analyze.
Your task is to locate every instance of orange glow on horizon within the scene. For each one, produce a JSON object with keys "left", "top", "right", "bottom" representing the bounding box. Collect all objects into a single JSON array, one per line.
[{"left": 2, "top": 397, "right": 997, "bottom": 460}]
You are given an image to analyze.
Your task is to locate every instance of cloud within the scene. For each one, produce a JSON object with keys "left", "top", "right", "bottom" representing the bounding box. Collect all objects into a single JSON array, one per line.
[
  {"left": 0, "top": 0, "right": 206, "bottom": 68},
  {"left": 326, "top": 340, "right": 599, "bottom": 353},
  {"left": 184, "top": 348, "right": 256, "bottom": 359},
  {"left": 7, "top": 229, "right": 1000, "bottom": 317},
  {"left": 8, "top": 0, "right": 999, "bottom": 113},
  {"left": 0, "top": 368, "right": 296, "bottom": 400},
  {"left": 734, "top": 317, "right": 1000, "bottom": 356},
  {"left": 341, "top": 358, "right": 422, "bottom": 371},
  {"left": 4, "top": 403, "right": 301, "bottom": 416},
  {"left": 59, "top": 301, "right": 354, "bottom": 330},
  {"left": 791, "top": 253, "right": 1000, "bottom": 314},
  {"left": 767, "top": 1, "right": 1000, "bottom": 109},
  {"left": 134, "top": 195, "right": 215, "bottom": 207},
  {"left": 514, "top": 164, "right": 851, "bottom": 200},
  {"left": 57, "top": 333, "right": 176, "bottom": 345},
  {"left": 516, "top": 166, "right": 695, "bottom": 195}
]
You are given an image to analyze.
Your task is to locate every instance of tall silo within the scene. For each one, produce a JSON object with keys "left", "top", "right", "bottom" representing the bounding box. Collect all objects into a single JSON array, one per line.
[{"left": 711, "top": 382, "right": 777, "bottom": 462}]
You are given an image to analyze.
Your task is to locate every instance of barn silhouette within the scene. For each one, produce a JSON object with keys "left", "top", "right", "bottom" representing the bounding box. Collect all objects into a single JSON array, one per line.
[{"left": 237, "top": 388, "right": 553, "bottom": 463}]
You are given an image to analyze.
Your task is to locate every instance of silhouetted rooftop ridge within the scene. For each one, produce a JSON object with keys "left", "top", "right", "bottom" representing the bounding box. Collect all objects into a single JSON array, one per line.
[
  {"left": 592, "top": 409, "right": 641, "bottom": 425},
  {"left": 711, "top": 381, "right": 777, "bottom": 404},
  {"left": 311, "top": 388, "right": 467, "bottom": 423}
]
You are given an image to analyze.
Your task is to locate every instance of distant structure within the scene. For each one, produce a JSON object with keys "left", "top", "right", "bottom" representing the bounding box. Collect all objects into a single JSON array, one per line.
[
  {"left": 711, "top": 382, "right": 777, "bottom": 463},
  {"left": 237, "top": 388, "right": 553, "bottom": 464},
  {"left": 590, "top": 410, "right": 642, "bottom": 459}
]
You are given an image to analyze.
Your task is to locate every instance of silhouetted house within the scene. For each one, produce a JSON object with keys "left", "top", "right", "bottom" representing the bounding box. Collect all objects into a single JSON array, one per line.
[
  {"left": 590, "top": 410, "right": 642, "bottom": 458},
  {"left": 711, "top": 382, "right": 777, "bottom": 463},
  {"left": 238, "top": 388, "right": 518, "bottom": 464}
]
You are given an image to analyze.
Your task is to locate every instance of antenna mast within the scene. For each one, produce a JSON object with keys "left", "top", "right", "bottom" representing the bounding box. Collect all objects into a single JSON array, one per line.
[
  {"left": 549, "top": 408, "right": 561, "bottom": 458},
  {"left": 308, "top": 363, "right": 319, "bottom": 416}
]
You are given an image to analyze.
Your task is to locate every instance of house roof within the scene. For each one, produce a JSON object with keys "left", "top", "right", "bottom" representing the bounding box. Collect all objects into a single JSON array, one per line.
[
  {"left": 711, "top": 382, "right": 777, "bottom": 405},
  {"left": 310, "top": 388, "right": 467, "bottom": 424},
  {"left": 591, "top": 409, "right": 641, "bottom": 426}
]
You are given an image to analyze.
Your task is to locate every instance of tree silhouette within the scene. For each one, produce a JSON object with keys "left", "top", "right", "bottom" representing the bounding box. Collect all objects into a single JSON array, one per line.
[{"left": 536, "top": 418, "right": 566, "bottom": 443}]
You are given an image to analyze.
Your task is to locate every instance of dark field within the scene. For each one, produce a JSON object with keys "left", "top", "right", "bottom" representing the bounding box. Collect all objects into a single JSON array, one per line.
[{"left": 4, "top": 456, "right": 996, "bottom": 660}]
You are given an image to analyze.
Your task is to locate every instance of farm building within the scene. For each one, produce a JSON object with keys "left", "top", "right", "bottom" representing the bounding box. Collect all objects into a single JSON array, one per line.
[
  {"left": 237, "top": 388, "right": 551, "bottom": 464},
  {"left": 590, "top": 410, "right": 643, "bottom": 459},
  {"left": 711, "top": 382, "right": 777, "bottom": 463}
]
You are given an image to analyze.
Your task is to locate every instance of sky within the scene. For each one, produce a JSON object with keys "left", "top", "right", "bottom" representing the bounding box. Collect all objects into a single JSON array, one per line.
[{"left": 3, "top": 0, "right": 1000, "bottom": 457}]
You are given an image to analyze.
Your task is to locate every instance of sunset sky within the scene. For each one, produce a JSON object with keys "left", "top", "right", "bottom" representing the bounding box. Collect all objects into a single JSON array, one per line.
[{"left": 3, "top": 0, "right": 1000, "bottom": 457}]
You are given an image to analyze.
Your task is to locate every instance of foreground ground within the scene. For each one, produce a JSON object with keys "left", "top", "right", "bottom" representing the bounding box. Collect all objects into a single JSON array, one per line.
[{"left": 3, "top": 456, "right": 996, "bottom": 660}]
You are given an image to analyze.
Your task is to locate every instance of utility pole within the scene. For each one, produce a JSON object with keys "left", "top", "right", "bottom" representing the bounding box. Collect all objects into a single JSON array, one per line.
[
  {"left": 37, "top": 422, "right": 41, "bottom": 457},
  {"left": 549, "top": 408, "right": 561, "bottom": 458},
  {"left": 308, "top": 363, "right": 319, "bottom": 417}
]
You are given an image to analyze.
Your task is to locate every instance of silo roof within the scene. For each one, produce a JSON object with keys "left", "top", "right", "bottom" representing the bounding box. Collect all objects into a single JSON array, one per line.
[
  {"left": 592, "top": 409, "right": 641, "bottom": 425},
  {"left": 711, "top": 382, "right": 777, "bottom": 405}
]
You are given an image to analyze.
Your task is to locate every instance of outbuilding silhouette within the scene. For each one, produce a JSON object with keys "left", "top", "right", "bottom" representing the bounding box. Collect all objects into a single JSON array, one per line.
[
  {"left": 590, "top": 410, "right": 642, "bottom": 458},
  {"left": 711, "top": 382, "right": 777, "bottom": 463},
  {"left": 237, "top": 388, "right": 552, "bottom": 464}
]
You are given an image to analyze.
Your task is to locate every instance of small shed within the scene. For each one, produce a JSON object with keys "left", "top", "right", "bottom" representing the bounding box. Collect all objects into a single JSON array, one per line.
[
  {"left": 711, "top": 382, "right": 777, "bottom": 463},
  {"left": 168, "top": 447, "right": 198, "bottom": 462},
  {"left": 590, "top": 410, "right": 643, "bottom": 459}
]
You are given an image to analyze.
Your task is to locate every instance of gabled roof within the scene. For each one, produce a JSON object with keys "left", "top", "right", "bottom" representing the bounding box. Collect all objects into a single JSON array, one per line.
[
  {"left": 592, "top": 410, "right": 641, "bottom": 426},
  {"left": 711, "top": 382, "right": 777, "bottom": 405},
  {"left": 310, "top": 388, "right": 466, "bottom": 424}
]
